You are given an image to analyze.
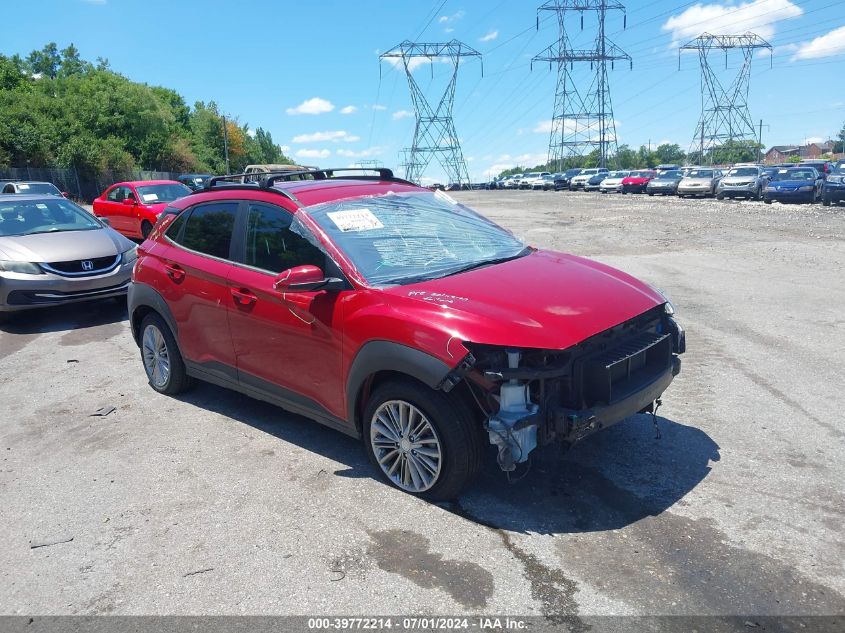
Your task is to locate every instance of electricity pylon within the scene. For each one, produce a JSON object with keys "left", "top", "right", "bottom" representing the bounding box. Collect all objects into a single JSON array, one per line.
[
  {"left": 532, "top": 1, "right": 630, "bottom": 171},
  {"left": 679, "top": 32, "right": 772, "bottom": 164},
  {"left": 380, "top": 40, "right": 481, "bottom": 186}
]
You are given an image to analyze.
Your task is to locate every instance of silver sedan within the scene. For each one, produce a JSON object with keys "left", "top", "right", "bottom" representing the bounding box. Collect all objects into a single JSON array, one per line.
[
  {"left": 0, "top": 194, "right": 136, "bottom": 315},
  {"left": 677, "top": 169, "right": 723, "bottom": 198}
]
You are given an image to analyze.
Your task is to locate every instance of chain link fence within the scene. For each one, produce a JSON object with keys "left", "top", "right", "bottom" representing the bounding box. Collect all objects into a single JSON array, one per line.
[{"left": 0, "top": 167, "right": 192, "bottom": 203}]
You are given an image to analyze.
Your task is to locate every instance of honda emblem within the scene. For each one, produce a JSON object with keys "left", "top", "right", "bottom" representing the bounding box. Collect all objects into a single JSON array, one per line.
[{"left": 81, "top": 260, "right": 94, "bottom": 271}]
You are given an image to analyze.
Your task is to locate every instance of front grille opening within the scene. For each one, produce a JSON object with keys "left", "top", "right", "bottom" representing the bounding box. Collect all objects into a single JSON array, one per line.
[
  {"left": 42, "top": 255, "right": 119, "bottom": 276},
  {"left": 582, "top": 332, "right": 671, "bottom": 407}
]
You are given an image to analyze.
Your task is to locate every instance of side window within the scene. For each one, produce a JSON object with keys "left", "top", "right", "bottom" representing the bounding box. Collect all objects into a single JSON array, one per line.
[
  {"left": 244, "top": 202, "right": 325, "bottom": 273},
  {"left": 106, "top": 186, "right": 123, "bottom": 202},
  {"left": 164, "top": 209, "right": 188, "bottom": 242},
  {"left": 179, "top": 202, "right": 238, "bottom": 260}
]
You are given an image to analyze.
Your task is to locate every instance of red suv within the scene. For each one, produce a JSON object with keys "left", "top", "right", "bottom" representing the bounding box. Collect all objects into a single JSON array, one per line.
[
  {"left": 94, "top": 180, "right": 192, "bottom": 240},
  {"left": 128, "top": 169, "right": 685, "bottom": 499}
]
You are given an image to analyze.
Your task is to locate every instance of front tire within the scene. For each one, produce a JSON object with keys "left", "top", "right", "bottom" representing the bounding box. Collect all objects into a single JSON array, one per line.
[
  {"left": 822, "top": 195, "right": 831, "bottom": 207},
  {"left": 363, "top": 380, "right": 481, "bottom": 500},
  {"left": 139, "top": 313, "right": 192, "bottom": 395},
  {"left": 141, "top": 220, "right": 154, "bottom": 240}
]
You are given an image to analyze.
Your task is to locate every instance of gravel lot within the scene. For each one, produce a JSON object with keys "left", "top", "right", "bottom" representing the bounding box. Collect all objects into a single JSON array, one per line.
[{"left": 1, "top": 191, "right": 843, "bottom": 621}]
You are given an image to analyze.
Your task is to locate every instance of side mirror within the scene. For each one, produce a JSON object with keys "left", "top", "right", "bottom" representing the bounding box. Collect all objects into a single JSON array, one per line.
[
  {"left": 273, "top": 265, "right": 344, "bottom": 292},
  {"left": 122, "top": 197, "right": 136, "bottom": 206}
]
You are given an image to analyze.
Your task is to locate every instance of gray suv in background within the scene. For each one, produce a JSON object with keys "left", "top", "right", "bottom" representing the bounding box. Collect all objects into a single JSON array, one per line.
[
  {"left": 0, "top": 194, "right": 136, "bottom": 317},
  {"left": 716, "top": 165, "right": 769, "bottom": 200}
]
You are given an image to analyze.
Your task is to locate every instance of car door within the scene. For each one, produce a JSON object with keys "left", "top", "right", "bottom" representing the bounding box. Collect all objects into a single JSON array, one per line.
[
  {"left": 227, "top": 200, "right": 347, "bottom": 419},
  {"left": 154, "top": 200, "right": 240, "bottom": 381},
  {"left": 100, "top": 185, "right": 132, "bottom": 233}
]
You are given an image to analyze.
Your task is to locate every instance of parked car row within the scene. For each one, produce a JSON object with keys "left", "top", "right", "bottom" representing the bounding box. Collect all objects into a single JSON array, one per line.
[{"left": 487, "top": 160, "right": 845, "bottom": 205}]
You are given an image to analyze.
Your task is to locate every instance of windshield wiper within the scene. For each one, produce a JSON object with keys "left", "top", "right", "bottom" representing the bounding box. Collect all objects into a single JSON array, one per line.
[{"left": 440, "top": 247, "right": 533, "bottom": 278}]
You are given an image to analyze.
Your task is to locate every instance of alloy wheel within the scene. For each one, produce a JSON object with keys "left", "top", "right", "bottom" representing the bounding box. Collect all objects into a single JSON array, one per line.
[
  {"left": 142, "top": 324, "right": 170, "bottom": 389},
  {"left": 370, "top": 400, "right": 442, "bottom": 493}
]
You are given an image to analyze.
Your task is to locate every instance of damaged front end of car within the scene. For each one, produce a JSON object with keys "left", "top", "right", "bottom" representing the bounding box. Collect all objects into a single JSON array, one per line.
[{"left": 450, "top": 304, "right": 685, "bottom": 472}]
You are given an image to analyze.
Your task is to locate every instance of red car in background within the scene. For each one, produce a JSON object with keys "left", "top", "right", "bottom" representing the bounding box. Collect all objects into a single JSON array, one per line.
[
  {"left": 93, "top": 180, "right": 192, "bottom": 239},
  {"left": 621, "top": 170, "right": 657, "bottom": 194}
]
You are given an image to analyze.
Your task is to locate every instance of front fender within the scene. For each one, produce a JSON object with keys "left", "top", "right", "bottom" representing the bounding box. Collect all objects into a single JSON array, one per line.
[{"left": 345, "top": 340, "right": 454, "bottom": 423}]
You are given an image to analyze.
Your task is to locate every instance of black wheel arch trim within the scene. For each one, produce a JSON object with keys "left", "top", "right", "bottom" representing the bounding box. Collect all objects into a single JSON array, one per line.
[
  {"left": 128, "top": 282, "right": 178, "bottom": 346},
  {"left": 346, "top": 340, "right": 453, "bottom": 426}
]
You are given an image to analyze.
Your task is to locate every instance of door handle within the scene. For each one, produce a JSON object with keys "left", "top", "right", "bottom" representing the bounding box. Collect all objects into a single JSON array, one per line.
[
  {"left": 164, "top": 263, "right": 185, "bottom": 282},
  {"left": 231, "top": 288, "right": 257, "bottom": 307}
]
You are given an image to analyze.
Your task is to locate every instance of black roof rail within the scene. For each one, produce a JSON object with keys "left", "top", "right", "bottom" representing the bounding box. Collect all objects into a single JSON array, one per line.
[
  {"left": 262, "top": 167, "right": 415, "bottom": 188},
  {"left": 191, "top": 177, "right": 301, "bottom": 205},
  {"left": 205, "top": 170, "right": 308, "bottom": 188}
]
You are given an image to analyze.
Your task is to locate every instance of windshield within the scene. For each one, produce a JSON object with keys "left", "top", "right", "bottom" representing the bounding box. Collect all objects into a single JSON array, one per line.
[
  {"left": 606, "top": 171, "right": 627, "bottom": 178},
  {"left": 297, "top": 191, "right": 528, "bottom": 286},
  {"left": 686, "top": 170, "right": 714, "bottom": 178},
  {"left": 15, "top": 183, "right": 61, "bottom": 195},
  {"left": 0, "top": 198, "right": 101, "bottom": 237},
  {"left": 629, "top": 171, "right": 651, "bottom": 178},
  {"left": 770, "top": 169, "right": 816, "bottom": 181},
  {"left": 657, "top": 170, "right": 682, "bottom": 178},
  {"left": 727, "top": 167, "right": 759, "bottom": 177},
  {"left": 833, "top": 163, "right": 845, "bottom": 174},
  {"left": 135, "top": 183, "right": 191, "bottom": 204}
]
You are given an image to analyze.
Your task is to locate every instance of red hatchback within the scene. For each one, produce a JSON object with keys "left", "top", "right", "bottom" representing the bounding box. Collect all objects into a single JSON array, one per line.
[
  {"left": 93, "top": 180, "right": 192, "bottom": 240},
  {"left": 621, "top": 170, "right": 657, "bottom": 194},
  {"left": 128, "top": 169, "right": 685, "bottom": 499}
]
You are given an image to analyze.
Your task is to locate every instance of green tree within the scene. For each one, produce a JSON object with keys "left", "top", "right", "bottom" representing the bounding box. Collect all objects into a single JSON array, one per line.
[
  {"left": 653, "top": 143, "right": 686, "bottom": 165},
  {"left": 26, "top": 43, "right": 61, "bottom": 79}
]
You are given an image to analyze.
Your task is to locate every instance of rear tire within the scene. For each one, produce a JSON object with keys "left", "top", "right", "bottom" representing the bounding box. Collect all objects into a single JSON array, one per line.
[
  {"left": 363, "top": 379, "right": 481, "bottom": 500},
  {"left": 822, "top": 195, "right": 831, "bottom": 207},
  {"left": 764, "top": 197, "right": 772, "bottom": 204},
  {"left": 139, "top": 313, "right": 192, "bottom": 395}
]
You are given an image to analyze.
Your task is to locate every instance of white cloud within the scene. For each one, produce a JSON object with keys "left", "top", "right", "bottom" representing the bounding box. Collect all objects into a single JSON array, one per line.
[
  {"left": 662, "top": 0, "right": 802, "bottom": 46},
  {"left": 295, "top": 149, "right": 331, "bottom": 159},
  {"left": 392, "top": 110, "right": 414, "bottom": 121},
  {"left": 280, "top": 145, "right": 291, "bottom": 153},
  {"left": 792, "top": 25, "right": 845, "bottom": 60},
  {"left": 340, "top": 105, "right": 357, "bottom": 114},
  {"left": 371, "top": 104, "right": 387, "bottom": 111},
  {"left": 533, "top": 119, "right": 620, "bottom": 137},
  {"left": 383, "top": 56, "right": 433, "bottom": 72},
  {"left": 337, "top": 147, "right": 385, "bottom": 159},
  {"left": 292, "top": 130, "right": 360, "bottom": 143},
  {"left": 804, "top": 136, "right": 825, "bottom": 144},
  {"left": 286, "top": 97, "right": 335, "bottom": 116},
  {"left": 438, "top": 16, "right": 448, "bottom": 24},
  {"left": 246, "top": 129, "right": 257, "bottom": 138},
  {"left": 479, "top": 30, "right": 499, "bottom": 43}
]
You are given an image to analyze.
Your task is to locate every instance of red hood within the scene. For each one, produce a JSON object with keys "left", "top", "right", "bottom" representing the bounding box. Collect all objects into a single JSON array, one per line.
[{"left": 380, "top": 250, "right": 664, "bottom": 350}]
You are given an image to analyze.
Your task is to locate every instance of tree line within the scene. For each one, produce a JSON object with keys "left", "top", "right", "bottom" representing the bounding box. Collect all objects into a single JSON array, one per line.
[{"left": 0, "top": 43, "right": 293, "bottom": 178}]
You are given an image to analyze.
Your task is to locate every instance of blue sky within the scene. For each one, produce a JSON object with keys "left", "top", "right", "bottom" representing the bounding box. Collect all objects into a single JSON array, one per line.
[{"left": 3, "top": 0, "right": 844, "bottom": 181}]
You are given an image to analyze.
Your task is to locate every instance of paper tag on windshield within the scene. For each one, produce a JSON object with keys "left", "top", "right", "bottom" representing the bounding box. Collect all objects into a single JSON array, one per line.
[
  {"left": 434, "top": 189, "right": 458, "bottom": 205},
  {"left": 36, "top": 204, "right": 48, "bottom": 210},
  {"left": 327, "top": 209, "right": 383, "bottom": 232},
  {"left": 18, "top": 184, "right": 29, "bottom": 190},
  {"left": 141, "top": 193, "right": 159, "bottom": 202}
]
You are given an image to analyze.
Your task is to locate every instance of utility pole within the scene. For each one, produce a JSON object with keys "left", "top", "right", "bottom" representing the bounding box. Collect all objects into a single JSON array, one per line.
[
  {"left": 380, "top": 41, "right": 482, "bottom": 186},
  {"left": 680, "top": 33, "right": 772, "bottom": 166},
  {"left": 221, "top": 114, "right": 231, "bottom": 174},
  {"left": 532, "top": 1, "right": 631, "bottom": 171}
]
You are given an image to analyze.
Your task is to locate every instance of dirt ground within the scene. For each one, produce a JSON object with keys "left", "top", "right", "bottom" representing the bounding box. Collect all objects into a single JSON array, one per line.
[{"left": 0, "top": 190, "right": 843, "bottom": 622}]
